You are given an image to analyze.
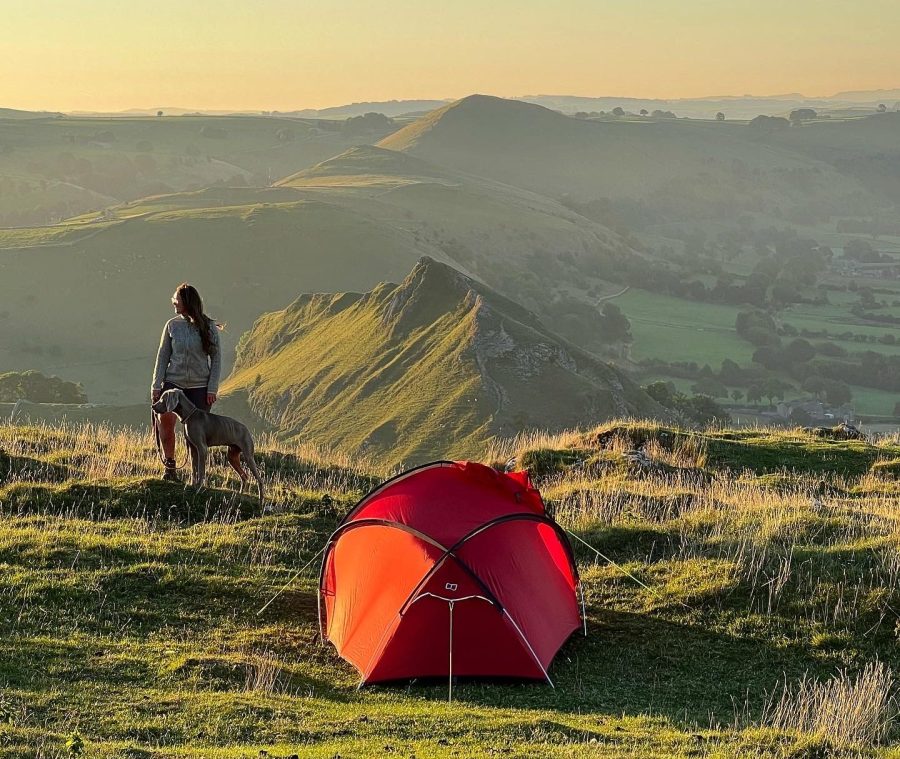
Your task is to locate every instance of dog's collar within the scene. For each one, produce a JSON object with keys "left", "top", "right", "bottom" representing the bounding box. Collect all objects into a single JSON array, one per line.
[{"left": 179, "top": 407, "right": 198, "bottom": 424}]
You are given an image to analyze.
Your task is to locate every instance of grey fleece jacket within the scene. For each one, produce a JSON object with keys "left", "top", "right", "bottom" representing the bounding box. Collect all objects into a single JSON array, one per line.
[{"left": 151, "top": 315, "right": 222, "bottom": 394}]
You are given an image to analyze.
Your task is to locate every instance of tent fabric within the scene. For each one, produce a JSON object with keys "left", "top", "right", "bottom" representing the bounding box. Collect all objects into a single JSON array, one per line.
[{"left": 318, "top": 460, "right": 582, "bottom": 684}]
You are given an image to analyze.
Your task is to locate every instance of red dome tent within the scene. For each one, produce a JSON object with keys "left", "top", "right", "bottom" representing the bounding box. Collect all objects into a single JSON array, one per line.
[{"left": 318, "top": 461, "right": 583, "bottom": 692}]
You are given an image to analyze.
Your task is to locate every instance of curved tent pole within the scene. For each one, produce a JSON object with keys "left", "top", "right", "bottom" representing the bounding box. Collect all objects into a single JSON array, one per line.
[
  {"left": 339, "top": 460, "right": 456, "bottom": 526},
  {"left": 502, "top": 608, "right": 554, "bottom": 687},
  {"left": 397, "top": 512, "right": 581, "bottom": 622},
  {"left": 319, "top": 517, "right": 505, "bottom": 639}
]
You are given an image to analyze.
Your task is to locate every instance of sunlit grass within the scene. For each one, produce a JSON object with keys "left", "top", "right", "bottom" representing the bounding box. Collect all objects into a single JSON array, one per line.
[{"left": 2, "top": 418, "right": 900, "bottom": 756}]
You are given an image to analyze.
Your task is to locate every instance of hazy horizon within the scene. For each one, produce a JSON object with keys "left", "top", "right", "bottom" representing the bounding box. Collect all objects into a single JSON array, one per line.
[{"left": 4, "top": 0, "right": 900, "bottom": 112}]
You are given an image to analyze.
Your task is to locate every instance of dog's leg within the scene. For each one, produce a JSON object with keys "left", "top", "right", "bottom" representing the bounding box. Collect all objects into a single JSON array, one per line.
[
  {"left": 227, "top": 445, "right": 248, "bottom": 493},
  {"left": 195, "top": 441, "right": 208, "bottom": 488},
  {"left": 243, "top": 440, "right": 265, "bottom": 503},
  {"left": 186, "top": 436, "right": 199, "bottom": 485}
]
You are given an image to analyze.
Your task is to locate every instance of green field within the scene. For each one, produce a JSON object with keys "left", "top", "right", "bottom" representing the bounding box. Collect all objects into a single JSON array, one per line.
[
  {"left": 3, "top": 420, "right": 900, "bottom": 757},
  {"left": 615, "top": 289, "right": 753, "bottom": 365}
]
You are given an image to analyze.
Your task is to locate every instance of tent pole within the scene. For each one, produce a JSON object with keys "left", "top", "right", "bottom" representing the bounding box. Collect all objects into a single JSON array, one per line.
[
  {"left": 448, "top": 600, "right": 455, "bottom": 703},
  {"left": 502, "top": 609, "right": 554, "bottom": 687},
  {"left": 579, "top": 580, "right": 587, "bottom": 637}
]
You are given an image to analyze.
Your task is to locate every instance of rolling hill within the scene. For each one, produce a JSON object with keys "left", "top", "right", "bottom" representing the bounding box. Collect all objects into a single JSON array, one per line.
[
  {"left": 222, "top": 257, "right": 665, "bottom": 464},
  {"left": 276, "top": 144, "right": 641, "bottom": 310},
  {"left": 0, "top": 113, "right": 401, "bottom": 226},
  {"left": 379, "top": 95, "right": 881, "bottom": 224}
]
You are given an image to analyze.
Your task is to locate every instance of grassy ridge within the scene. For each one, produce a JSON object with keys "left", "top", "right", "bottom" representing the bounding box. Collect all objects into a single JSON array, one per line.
[
  {"left": 223, "top": 258, "right": 662, "bottom": 465},
  {"left": 2, "top": 419, "right": 900, "bottom": 756}
]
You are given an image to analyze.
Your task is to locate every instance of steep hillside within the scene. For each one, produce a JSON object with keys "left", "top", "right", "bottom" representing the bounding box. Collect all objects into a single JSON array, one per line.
[
  {"left": 278, "top": 144, "right": 640, "bottom": 310},
  {"left": 223, "top": 257, "right": 665, "bottom": 464},
  {"left": 379, "top": 95, "right": 879, "bottom": 221}
]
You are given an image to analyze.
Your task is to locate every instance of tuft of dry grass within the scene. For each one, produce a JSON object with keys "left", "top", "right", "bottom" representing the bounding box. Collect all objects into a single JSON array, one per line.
[{"left": 762, "top": 661, "right": 897, "bottom": 746}]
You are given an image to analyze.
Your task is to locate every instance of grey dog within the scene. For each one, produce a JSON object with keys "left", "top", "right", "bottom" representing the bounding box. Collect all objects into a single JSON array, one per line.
[{"left": 151, "top": 388, "right": 264, "bottom": 501}]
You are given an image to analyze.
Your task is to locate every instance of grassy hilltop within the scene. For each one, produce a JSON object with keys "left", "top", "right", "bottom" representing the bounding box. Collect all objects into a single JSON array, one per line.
[
  {"left": 223, "top": 257, "right": 663, "bottom": 464},
  {"left": 2, "top": 419, "right": 900, "bottom": 756}
]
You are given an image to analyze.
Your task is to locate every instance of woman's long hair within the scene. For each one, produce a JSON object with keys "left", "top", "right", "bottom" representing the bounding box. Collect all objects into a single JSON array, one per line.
[{"left": 175, "top": 283, "right": 222, "bottom": 356}]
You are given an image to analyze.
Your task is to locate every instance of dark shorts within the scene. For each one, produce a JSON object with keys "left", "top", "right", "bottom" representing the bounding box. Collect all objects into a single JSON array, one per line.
[{"left": 162, "top": 381, "right": 210, "bottom": 411}]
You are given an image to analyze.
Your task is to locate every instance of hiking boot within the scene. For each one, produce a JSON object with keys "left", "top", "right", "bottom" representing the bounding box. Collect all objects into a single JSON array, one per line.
[{"left": 162, "top": 460, "right": 180, "bottom": 482}]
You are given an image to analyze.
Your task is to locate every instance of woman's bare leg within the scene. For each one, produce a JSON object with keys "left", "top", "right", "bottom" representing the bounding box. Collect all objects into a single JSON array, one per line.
[{"left": 158, "top": 412, "right": 178, "bottom": 460}]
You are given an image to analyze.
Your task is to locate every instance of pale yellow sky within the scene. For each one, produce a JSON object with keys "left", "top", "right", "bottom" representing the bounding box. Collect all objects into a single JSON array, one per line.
[{"left": 2, "top": 0, "right": 898, "bottom": 111}]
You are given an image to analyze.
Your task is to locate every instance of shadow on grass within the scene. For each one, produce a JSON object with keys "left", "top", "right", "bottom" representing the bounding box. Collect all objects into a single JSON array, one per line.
[
  {"left": 0, "top": 478, "right": 265, "bottom": 522},
  {"left": 0, "top": 449, "right": 70, "bottom": 482},
  {"left": 399, "top": 610, "right": 841, "bottom": 729}
]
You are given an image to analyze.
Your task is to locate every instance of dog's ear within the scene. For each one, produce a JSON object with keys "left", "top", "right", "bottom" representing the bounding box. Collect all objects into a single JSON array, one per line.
[{"left": 164, "top": 390, "right": 179, "bottom": 413}]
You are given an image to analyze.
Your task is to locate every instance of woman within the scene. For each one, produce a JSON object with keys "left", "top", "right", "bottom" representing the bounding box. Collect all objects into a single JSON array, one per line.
[{"left": 151, "top": 283, "right": 222, "bottom": 481}]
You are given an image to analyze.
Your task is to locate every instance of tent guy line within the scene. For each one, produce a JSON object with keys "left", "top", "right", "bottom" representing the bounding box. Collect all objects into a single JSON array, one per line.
[
  {"left": 256, "top": 545, "right": 326, "bottom": 616},
  {"left": 565, "top": 528, "right": 693, "bottom": 610}
]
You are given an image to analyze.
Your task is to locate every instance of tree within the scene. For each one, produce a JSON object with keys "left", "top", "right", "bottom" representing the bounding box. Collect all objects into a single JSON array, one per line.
[
  {"left": 746, "top": 384, "right": 764, "bottom": 405},
  {"left": 731, "top": 389, "right": 744, "bottom": 402},
  {"left": 786, "top": 338, "right": 815, "bottom": 363},
  {"left": 878, "top": 103, "right": 887, "bottom": 113},
  {"left": 748, "top": 115, "right": 789, "bottom": 130},
  {"left": 0, "top": 370, "right": 87, "bottom": 403},
  {"left": 789, "top": 108, "right": 817, "bottom": 123},
  {"left": 691, "top": 377, "right": 728, "bottom": 398},
  {"left": 763, "top": 378, "right": 790, "bottom": 405},
  {"left": 644, "top": 381, "right": 676, "bottom": 406},
  {"left": 822, "top": 380, "right": 852, "bottom": 406},
  {"left": 598, "top": 303, "right": 632, "bottom": 343},
  {"left": 802, "top": 376, "right": 826, "bottom": 399},
  {"left": 752, "top": 345, "right": 782, "bottom": 370},
  {"left": 611, "top": 107, "right": 625, "bottom": 117},
  {"left": 640, "top": 109, "right": 649, "bottom": 117},
  {"left": 156, "top": 110, "right": 163, "bottom": 117},
  {"left": 719, "top": 359, "right": 744, "bottom": 385},
  {"left": 716, "top": 112, "right": 725, "bottom": 121},
  {"left": 844, "top": 238, "right": 885, "bottom": 263}
]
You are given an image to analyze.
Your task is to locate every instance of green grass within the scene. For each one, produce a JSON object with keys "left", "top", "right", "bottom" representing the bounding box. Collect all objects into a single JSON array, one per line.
[
  {"left": 3, "top": 420, "right": 900, "bottom": 756},
  {"left": 847, "top": 386, "right": 900, "bottom": 417},
  {"left": 616, "top": 289, "right": 754, "bottom": 365}
]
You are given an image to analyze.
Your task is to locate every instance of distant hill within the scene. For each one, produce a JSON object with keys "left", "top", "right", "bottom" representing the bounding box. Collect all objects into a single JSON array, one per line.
[
  {"left": 285, "top": 100, "right": 451, "bottom": 119},
  {"left": 223, "top": 257, "right": 665, "bottom": 464},
  {"left": 0, "top": 114, "right": 402, "bottom": 226},
  {"left": 0, "top": 108, "right": 63, "bottom": 119},
  {"left": 275, "top": 144, "right": 638, "bottom": 309},
  {"left": 829, "top": 88, "right": 900, "bottom": 103},
  {"left": 379, "top": 95, "right": 879, "bottom": 223},
  {"left": 520, "top": 93, "right": 896, "bottom": 119}
]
